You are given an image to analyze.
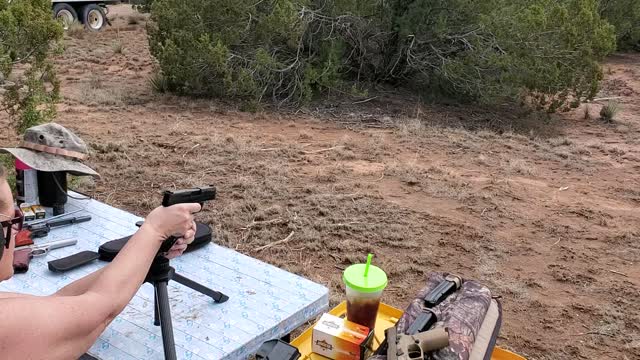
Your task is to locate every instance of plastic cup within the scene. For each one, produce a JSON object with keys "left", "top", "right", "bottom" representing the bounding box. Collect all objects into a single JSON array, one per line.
[{"left": 343, "top": 254, "right": 387, "bottom": 331}]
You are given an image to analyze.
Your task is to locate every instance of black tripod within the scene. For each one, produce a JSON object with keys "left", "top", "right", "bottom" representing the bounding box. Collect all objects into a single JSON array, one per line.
[{"left": 145, "top": 255, "right": 229, "bottom": 360}]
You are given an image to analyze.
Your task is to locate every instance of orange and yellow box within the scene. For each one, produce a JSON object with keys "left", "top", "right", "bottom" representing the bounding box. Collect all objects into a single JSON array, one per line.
[
  {"left": 31, "top": 205, "right": 46, "bottom": 219},
  {"left": 19, "top": 204, "right": 36, "bottom": 222},
  {"left": 312, "top": 313, "right": 373, "bottom": 360}
]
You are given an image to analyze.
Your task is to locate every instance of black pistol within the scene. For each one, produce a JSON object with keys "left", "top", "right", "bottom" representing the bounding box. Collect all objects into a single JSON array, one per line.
[
  {"left": 26, "top": 215, "right": 92, "bottom": 238},
  {"left": 159, "top": 186, "right": 216, "bottom": 253}
]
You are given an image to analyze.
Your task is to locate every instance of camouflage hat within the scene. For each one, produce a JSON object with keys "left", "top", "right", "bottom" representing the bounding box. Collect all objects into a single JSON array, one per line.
[{"left": 0, "top": 123, "right": 99, "bottom": 177}]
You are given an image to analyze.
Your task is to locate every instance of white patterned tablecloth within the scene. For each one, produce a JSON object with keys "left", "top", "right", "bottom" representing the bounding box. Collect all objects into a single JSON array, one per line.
[{"left": 0, "top": 193, "right": 329, "bottom": 360}]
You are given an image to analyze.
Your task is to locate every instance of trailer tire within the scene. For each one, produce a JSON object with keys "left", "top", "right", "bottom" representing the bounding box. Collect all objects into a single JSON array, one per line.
[
  {"left": 82, "top": 4, "right": 106, "bottom": 32},
  {"left": 53, "top": 3, "right": 78, "bottom": 30}
]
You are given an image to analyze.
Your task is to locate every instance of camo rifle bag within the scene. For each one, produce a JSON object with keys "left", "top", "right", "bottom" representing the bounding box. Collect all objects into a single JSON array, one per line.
[{"left": 371, "top": 272, "right": 502, "bottom": 360}]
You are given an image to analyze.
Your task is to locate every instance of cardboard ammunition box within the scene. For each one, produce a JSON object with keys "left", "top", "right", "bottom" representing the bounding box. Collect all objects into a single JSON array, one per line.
[
  {"left": 31, "top": 205, "right": 46, "bottom": 219},
  {"left": 312, "top": 313, "right": 373, "bottom": 360},
  {"left": 19, "top": 204, "right": 36, "bottom": 222}
]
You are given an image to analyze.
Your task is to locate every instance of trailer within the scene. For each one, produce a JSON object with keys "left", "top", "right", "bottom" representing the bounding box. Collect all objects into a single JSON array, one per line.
[{"left": 52, "top": 0, "right": 120, "bottom": 31}]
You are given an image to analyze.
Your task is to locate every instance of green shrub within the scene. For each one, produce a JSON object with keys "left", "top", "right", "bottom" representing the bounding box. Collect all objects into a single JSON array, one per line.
[
  {"left": 132, "top": 0, "right": 154, "bottom": 13},
  {"left": 148, "top": 0, "right": 615, "bottom": 111},
  {"left": 0, "top": 0, "right": 63, "bottom": 133},
  {"left": 600, "top": 0, "right": 640, "bottom": 50},
  {"left": 377, "top": 0, "right": 616, "bottom": 111}
]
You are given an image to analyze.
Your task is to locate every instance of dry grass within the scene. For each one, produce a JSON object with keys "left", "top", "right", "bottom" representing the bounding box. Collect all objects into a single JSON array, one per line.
[
  {"left": 622, "top": 153, "right": 640, "bottom": 162},
  {"left": 583, "top": 104, "right": 591, "bottom": 120},
  {"left": 477, "top": 130, "right": 497, "bottom": 139},
  {"left": 76, "top": 71, "right": 125, "bottom": 106},
  {"left": 88, "top": 73, "right": 103, "bottom": 89},
  {"left": 397, "top": 117, "right": 424, "bottom": 136},
  {"left": 149, "top": 72, "right": 169, "bottom": 93},
  {"left": 607, "top": 146, "right": 626, "bottom": 156},
  {"left": 569, "top": 144, "right": 592, "bottom": 156},
  {"left": 600, "top": 101, "right": 621, "bottom": 123},
  {"left": 553, "top": 149, "right": 571, "bottom": 160},
  {"left": 476, "top": 154, "right": 490, "bottom": 166},
  {"left": 586, "top": 141, "right": 604, "bottom": 150},
  {"left": 298, "top": 131, "right": 313, "bottom": 140},
  {"left": 494, "top": 278, "right": 530, "bottom": 300},
  {"left": 112, "top": 40, "right": 124, "bottom": 55},
  {"left": 67, "top": 22, "right": 85, "bottom": 38},
  {"left": 365, "top": 132, "right": 392, "bottom": 160},
  {"left": 426, "top": 179, "right": 472, "bottom": 201},
  {"left": 616, "top": 125, "right": 631, "bottom": 134},
  {"left": 127, "top": 14, "right": 146, "bottom": 25},
  {"left": 548, "top": 137, "right": 572, "bottom": 147},
  {"left": 507, "top": 159, "right": 536, "bottom": 176},
  {"left": 79, "top": 85, "right": 124, "bottom": 106}
]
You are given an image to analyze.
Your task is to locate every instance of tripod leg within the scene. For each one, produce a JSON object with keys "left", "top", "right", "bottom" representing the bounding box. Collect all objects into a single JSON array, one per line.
[
  {"left": 155, "top": 282, "right": 177, "bottom": 360},
  {"left": 172, "top": 272, "right": 229, "bottom": 303},
  {"left": 153, "top": 289, "right": 160, "bottom": 326}
]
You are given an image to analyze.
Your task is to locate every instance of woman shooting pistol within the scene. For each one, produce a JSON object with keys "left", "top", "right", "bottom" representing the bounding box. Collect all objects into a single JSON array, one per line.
[{"left": 0, "top": 124, "right": 200, "bottom": 359}]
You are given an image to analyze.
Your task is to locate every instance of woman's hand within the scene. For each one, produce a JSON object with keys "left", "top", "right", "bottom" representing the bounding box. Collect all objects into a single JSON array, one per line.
[{"left": 142, "top": 203, "right": 201, "bottom": 243}]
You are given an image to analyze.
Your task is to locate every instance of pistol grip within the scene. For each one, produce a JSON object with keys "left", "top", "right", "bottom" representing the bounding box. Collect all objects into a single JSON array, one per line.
[
  {"left": 31, "top": 228, "right": 50, "bottom": 238},
  {"left": 13, "top": 248, "right": 32, "bottom": 273},
  {"left": 406, "top": 312, "right": 436, "bottom": 335},
  {"left": 159, "top": 236, "right": 179, "bottom": 253}
]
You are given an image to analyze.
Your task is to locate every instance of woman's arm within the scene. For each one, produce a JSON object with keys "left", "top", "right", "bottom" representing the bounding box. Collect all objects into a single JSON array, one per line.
[
  {"left": 53, "top": 268, "right": 105, "bottom": 297},
  {"left": 0, "top": 203, "right": 200, "bottom": 360},
  {"left": 54, "top": 235, "right": 190, "bottom": 298}
]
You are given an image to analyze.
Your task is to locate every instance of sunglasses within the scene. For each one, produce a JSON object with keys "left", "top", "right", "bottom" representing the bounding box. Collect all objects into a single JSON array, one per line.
[{"left": 1, "top": 208, "right": 24, "bottom": 250}]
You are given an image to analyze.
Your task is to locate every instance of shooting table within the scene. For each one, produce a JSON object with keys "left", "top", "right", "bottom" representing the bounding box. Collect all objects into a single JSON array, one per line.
[{"left": 0, "top": 193, "right": 329, "bottom": 360}]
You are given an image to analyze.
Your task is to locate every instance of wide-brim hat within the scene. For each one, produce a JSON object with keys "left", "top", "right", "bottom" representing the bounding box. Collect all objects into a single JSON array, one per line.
[{"left": 1, "top": 122, "right": 99, "bottom": 177}]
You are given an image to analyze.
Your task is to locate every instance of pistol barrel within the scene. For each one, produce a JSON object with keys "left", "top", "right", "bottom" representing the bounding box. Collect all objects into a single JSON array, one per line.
[{"left": 162, "top": 186, "right": 216, "bottom": 207}]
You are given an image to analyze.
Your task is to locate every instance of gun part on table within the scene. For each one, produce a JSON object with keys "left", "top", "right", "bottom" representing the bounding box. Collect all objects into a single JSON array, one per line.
[
  {"left": 26, "top": 209, "right": 83, "bottom": 226},
  {"left": 14, "top": 239, "right": 78, "bottom": 273},
  {"left": 386, "top": 326, "right": 449, "bottom": 360},
  {"left": 29, "top": 239, "right": 78, "bottom": 257},
  {"left": 24, "top": 215, "right": 92, "bottom": 238}
]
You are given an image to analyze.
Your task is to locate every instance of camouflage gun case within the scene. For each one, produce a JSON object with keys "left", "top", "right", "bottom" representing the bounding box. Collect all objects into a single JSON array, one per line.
[{"left": 373, "top": 272, "right": 502, "bottom": 360}]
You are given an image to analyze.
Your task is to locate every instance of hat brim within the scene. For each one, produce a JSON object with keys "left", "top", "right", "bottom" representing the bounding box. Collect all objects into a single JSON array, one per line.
[{"left": 0, "top": 148, "right": 99, "bottom": 177}]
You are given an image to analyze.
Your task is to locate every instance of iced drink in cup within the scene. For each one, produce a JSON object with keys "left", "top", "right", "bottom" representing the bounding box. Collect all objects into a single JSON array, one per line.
[{"left": 343, "top": 254, "right": 388, "bottom": 331}]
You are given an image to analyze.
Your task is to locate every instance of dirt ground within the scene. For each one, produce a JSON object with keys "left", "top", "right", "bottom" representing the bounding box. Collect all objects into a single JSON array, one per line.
[{"left": 2, "top": 5, "right": 639, "bottom": 359}]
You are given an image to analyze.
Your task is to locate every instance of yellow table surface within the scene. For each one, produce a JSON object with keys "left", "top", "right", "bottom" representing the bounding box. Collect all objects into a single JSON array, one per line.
[{"left": 291, "top": 301, "right": 526, "bottom": 360}]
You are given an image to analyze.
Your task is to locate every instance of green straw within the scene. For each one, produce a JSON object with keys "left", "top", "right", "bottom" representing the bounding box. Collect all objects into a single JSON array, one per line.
[{"left": 364, "top": 253, "right": 373, "bottom": 277}]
